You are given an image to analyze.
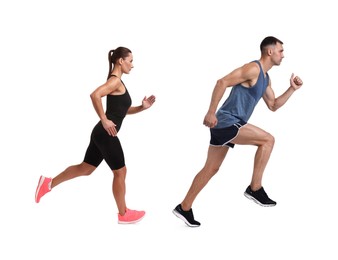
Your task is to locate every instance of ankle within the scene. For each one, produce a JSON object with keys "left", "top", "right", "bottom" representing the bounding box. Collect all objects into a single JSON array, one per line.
[
  {"left": 180, "top": 203, "right": 191, "bottom": 211},
  {"left": 250, "top": 184, "right": 262, "bottom": 192}
]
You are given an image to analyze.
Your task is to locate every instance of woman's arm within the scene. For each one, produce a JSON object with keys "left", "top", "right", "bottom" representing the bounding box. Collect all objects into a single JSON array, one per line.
[
  {"left": 90, "top": 77, "right": 121, "bottom": 136},
  {"left": 127, "top": 95, "right": 156, "bottom": 114}
]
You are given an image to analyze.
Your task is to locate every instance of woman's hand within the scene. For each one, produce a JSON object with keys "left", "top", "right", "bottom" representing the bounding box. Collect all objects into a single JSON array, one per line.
[
  {"left": 102, "top": 119, "right": 117, "bottom": 136},
  {"left": 142, "top": 95, "right": 156, "bottom": 109}
]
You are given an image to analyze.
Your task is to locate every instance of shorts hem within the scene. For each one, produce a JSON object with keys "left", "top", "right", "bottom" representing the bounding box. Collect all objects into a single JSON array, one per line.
[{"left": 209, "top": 121, "right": 247, "bottom": 147}]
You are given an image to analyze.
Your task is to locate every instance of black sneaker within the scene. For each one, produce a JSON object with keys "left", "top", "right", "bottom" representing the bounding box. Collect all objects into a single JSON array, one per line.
[
  {"left": 172, "top": 204, "right": 201, "bottom": 227},
  {"left": 244, "top": 186, "right": 276, "bottom": 207}
]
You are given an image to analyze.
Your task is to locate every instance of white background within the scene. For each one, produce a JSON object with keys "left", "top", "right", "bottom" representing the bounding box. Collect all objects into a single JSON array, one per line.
[{"left": 1, "top": 0, "right": 337, "bottom": 259}]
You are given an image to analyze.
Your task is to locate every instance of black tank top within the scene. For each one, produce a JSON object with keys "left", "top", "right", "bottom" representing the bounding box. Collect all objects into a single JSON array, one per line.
[{"left": 105, "top": 75, "right": 132, "bottom": 126}]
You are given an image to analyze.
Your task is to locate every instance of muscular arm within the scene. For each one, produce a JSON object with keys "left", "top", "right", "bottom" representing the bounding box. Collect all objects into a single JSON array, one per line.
[
  {"left": 204, "top": 62, "right": 260, "bottom": 128},
  {"left": 263, "top": 73, "right": 303, "bottom": 112},
  {"left": 90, "top": 77, "right": 121, "bottom": 136}
]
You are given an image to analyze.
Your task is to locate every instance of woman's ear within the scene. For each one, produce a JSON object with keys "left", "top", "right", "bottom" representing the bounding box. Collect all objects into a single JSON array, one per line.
[{"left": 118, "top": 57, "right": 124, "bottom": 65}]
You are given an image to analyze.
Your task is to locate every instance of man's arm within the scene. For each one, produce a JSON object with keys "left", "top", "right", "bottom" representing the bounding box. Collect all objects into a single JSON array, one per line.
[
  {"left": 263, "top": 73, "right": 303, "bottom": 112},
  {"left": 204, "top": 62, "right": 260, "bottom": 128}
]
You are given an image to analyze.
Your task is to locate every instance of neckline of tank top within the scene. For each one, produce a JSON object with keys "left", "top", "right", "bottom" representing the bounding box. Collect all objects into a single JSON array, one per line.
[{"left": 109, "top": 74, "right": 125, "bottom": 86}]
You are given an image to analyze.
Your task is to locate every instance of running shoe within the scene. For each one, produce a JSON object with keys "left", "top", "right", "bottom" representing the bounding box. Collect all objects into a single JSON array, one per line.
[
  {"left": 35, "top": 176, "right": 52, "bottom": 203},
  {"left": 118, "top": 209, "right": 145, "bottom": 224},
  {"left": 172, "top": 204, "right": 201, "bottom": 227},
  {"left": 244, "top": 186, "right": 276, "bottom": 207}
]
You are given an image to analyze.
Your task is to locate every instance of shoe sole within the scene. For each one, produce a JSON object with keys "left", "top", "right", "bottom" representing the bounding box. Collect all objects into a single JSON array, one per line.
[
  {"left": 172, "top": 209, "right": 200, "bottom": 227},
  {"left": 118, "top": 214, "right": 145, "bottom": 224},
  {"left": 35, "top": 176, "right": 45, "bottom": 203},
  {"left": 244, "top": 192, "right": 276, "bottom": 207}
]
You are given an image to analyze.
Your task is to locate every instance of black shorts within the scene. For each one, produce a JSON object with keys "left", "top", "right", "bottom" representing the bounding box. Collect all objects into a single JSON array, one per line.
[
  {"left": 210, "top": 121, "right": 246, "bottom": 148},
  {"left": 83, "top": 121, "right": 125, "bottom": 171}
]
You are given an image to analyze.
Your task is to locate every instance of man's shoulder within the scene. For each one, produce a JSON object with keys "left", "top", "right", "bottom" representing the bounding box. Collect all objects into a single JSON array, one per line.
[{"left": 241, "top": 61, "right": 260, "bottom": 75}]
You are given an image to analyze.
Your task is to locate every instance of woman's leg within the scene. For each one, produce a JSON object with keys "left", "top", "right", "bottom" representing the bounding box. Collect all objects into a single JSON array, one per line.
[
  {"left": 51, "top": 162, "right": 97, "bottom": 188},
  {"left": 112, "top": 166, "right": 127, "bottom": 215},
  {"left": 35, "top": 162, "right": 97, "bottom": 203}
]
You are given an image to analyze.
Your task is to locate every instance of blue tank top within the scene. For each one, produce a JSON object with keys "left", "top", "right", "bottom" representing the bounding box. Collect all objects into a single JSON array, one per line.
[{"left": 214, "top": 60, "right": 269, "bottom": 128}]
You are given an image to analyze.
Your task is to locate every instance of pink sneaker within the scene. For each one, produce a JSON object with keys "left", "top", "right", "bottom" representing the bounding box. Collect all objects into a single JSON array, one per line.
[
  {"left": 35, "top": 176, "right": 52, "bottom": 203},
  {"left": 118, "top": 208, "right": 145, "bottom": 224}
]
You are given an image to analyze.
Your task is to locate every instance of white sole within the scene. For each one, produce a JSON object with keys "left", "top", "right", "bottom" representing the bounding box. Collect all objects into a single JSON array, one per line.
[
  {"left": 244, "top": 193, "right": 276, "bottom": 207},
  {"left": 172, "top": 209, "right": 200, "bottom": 227},
  {"left": 118, "top": 215, "right": 145, "bottom": 224}
]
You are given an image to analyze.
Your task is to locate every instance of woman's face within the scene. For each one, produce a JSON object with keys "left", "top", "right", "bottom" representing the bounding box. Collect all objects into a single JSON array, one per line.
[{"left": 121, "top": 53, "right": 134, "bottom": 74}]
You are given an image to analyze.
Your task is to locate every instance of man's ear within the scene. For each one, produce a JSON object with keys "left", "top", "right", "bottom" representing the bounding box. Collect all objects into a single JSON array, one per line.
[{"left": 268, "top": 48, "right": 273, "bottom": 56}]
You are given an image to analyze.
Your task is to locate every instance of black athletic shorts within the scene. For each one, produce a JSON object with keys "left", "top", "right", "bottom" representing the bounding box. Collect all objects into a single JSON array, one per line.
[
  {"left": 210, "top": 120, "right": 247, "bottom": 148},
  {"left": 84, "top": 121, "right": 125, "bottom": 171}
]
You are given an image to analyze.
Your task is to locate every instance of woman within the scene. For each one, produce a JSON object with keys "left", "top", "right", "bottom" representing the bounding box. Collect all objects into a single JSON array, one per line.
[{"left": 35, "top": 47, "right": 156, "bottom": 224}]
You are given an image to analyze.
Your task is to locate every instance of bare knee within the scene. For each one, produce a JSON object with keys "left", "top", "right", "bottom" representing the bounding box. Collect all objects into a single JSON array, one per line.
[
  {"left": 113, "top": 166, "right": 127, "bottom": 179},
  {"left": 263, "top": 132, "right": 275, "bottom": 149},
  {"left": 79, "top": 162, "right": 96, "bottom": 176},
  {"left": 203, "top": 165, "right": 221, "bottom": 178}
]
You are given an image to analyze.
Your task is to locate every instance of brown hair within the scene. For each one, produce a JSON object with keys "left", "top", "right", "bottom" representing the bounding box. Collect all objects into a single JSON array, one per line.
[{"left": 107, "top": 47, "right": 132, "bottom": 79}]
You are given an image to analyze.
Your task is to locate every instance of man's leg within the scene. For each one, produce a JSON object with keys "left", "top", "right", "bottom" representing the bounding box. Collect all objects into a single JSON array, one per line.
[
  {"left": 232, "top": 123, "right": 275, "bottom": 190},
  {"left": 232, "top": 123, "right": 276, "bottom": 206},
  {"left": 181, "top": 145, "right": 230, "bottom": 210},
  {"left": 173, "top": 145, "right": 229, "bottom": 226}
]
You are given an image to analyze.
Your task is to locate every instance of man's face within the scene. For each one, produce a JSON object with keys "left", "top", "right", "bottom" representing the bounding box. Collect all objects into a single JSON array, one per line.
[{"left": 271, "top": 42, "right": 284, "bottom": 66}]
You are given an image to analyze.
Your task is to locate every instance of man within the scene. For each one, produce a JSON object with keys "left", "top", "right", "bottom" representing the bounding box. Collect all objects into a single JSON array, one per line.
[{"left": 173, "top": 36, "right": 303, "bottom": 227}]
